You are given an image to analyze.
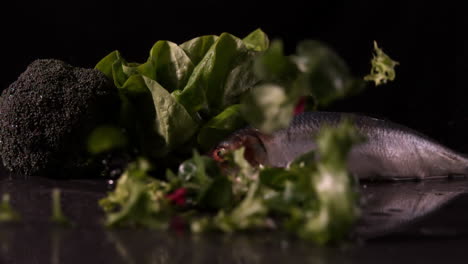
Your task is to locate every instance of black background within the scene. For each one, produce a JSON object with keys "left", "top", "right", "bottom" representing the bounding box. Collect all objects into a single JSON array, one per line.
[{"left": 0, "top": 0, "right": 463, "bottom": 149}]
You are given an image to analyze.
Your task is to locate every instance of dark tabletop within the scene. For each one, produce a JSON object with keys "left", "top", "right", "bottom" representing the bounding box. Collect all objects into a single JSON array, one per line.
[{"left": 1, "top": 164, "right": 468, "bottom": 264}]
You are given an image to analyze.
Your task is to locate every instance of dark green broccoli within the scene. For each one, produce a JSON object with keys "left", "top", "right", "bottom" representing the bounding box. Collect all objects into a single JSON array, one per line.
[{"left": 0, "top": 59, "right": 120, "bottom": 177}]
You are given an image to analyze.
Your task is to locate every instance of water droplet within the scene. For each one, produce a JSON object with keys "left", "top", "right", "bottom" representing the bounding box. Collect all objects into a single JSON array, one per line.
[
  {"left": 110, "top": 169, "right": 122, "bottom": 178},
  {"left": 178, "top": 162, "right": 196, "bottom": 181},
  {"left": 107, "top": 180, "right": 115, "bottom": 190}
]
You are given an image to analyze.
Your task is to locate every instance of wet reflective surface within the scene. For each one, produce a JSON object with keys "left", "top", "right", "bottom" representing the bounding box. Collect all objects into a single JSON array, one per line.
[{"left": 1, "top": 166, "right": 468, "bottom": 264}]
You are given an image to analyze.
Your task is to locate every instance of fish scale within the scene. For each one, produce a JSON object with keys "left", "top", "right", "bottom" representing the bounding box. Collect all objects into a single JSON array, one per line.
[{"left": 213, "top": 112, "right": 468, "bottom": 180}]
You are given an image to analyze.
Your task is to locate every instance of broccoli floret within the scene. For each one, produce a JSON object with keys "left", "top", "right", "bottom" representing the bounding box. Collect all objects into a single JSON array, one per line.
[{"left": 0, "top": 59, "right": 119, "bottom": 177}]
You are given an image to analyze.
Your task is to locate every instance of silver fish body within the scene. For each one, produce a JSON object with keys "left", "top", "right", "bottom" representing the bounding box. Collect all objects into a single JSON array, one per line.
[{"left": 213, "top": 112, "right": 468, "bottom": 180}]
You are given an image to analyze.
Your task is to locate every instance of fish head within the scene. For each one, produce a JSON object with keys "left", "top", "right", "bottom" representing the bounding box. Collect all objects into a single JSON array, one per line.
[{"left": 210, "top": 130, "right": 267, "bottom": 167}]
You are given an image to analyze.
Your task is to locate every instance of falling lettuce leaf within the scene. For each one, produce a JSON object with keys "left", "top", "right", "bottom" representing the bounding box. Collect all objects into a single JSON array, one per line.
[
  {"left": 289, "top": 120, "right": 363, "bottom": 244},
  {"left": 241, "top": 83, "right": 295, "bottom": 134},
  {"left": 364, "top": 41, "right": 399, "bottom": 86},
  {"left": 294, "top": 40, "right": 363, "bottom": 106},
  {"left": 241, "top": 39, "right": 366, "bottom": 133},
  {"left": 87, "top": 125, "right": 128, "bottom": 154},
  {"left": 253, "top": 40, "right": 298, "bottom": 84}
]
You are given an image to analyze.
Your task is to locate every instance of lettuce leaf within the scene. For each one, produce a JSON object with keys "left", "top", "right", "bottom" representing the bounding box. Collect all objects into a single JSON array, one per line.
[
  {"left": 95, "top": 50, "right": 120, "bottom": 80},
  {"left": 294, "top": 40, "right": 363, "bottom": 106},
  {"left": 100, "top": 158, "right": 170, "bottom": 229},
  {"left": 144, "top": 76, "right": 199, "bottom": 152},
  {"left": 364, "top": 41, "right": 399, "bottom": 86},
  {"left": 242, "top": 28, "right": 270, "bottom": 51},
  {"left": 87, "top": 125, "right": 128, "bottom": 154},
  {"left": 197, "top": 104, "right": 247, "bottom": 150},
  {"left": 145, "top": 40, "right": 194, "bottom": 91},
  {"left": 180, "top": 35, "right": 219, "bottom": 66},
  {"left": 95, "top": 29, "right": 269, "bottom": 156},
  {"left": 241, "top": 83, "right": 295, "bottom": 134},
  {"left": 175, "top": 33, "right": 249, "bottom": 114}
]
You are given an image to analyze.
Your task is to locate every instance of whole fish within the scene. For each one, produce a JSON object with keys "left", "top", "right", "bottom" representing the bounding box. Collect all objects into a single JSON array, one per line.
[{"left": 211, "top": 112, "right": 468, "bottom": 180}]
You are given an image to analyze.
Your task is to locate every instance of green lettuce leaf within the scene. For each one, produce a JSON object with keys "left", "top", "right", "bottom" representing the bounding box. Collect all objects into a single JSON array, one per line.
[
  {"left": 87, "top": 125, "right": 128, "bottom": 154},
  {"left": 287, "top": 120, "right": 363, "bottom": 244},
  {"left": 197, "top": 104, "right": 247, "bottom": 150},
  {"left": 242, "top": 28, "right": 269, "bottom": 51},
  {"left": 145, "top": 40, "right": 194, "bottom": 91},
  {"left": 100, "top": 158, "right": 170, "bottom": 229},
  {"left": 180, "top": 35, "right": 219, "bottom": 66},
  {"left": 175, "top": 150, "right": 233, "bottom": 210},
  {"left": 95, "top": 50, "right": 120, "bottom": 80},
  {"left": 222, "top": 55, "right": 260, "bottom": 107},
  {"left": 143, "top": 76, "right": 199, "bottom": 152},
  {"left": 294, "top": 40, "right": 363, "bottom": 106},
  {"left": 253, "top": 40, "right": 298, "bottom": 84},
  {"left": 175, "top": 32, "right": 248, "bottom": 114},
  {"left": 119, "top": 75, "right": 166, "bottom": 158},
  {"left": 241, "top": 83, "right": 295, "bottom": 134},
  {"left": 212, "top": 179, "right": 268, "bottom": 232},
  {"left": 364, "top": 41, "right": 399, "bottom": 86},
  {"left": 111, "top": 57, "right": 131, "bottom": 88}
]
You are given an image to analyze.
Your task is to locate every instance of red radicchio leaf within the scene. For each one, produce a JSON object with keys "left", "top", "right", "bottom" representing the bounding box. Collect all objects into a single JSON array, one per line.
[
  {"left": 166, "top": 188, "right": 187, "bottom": 206},
  {"left": 294, "top": 97, "right": 307, "bottom": 115}
]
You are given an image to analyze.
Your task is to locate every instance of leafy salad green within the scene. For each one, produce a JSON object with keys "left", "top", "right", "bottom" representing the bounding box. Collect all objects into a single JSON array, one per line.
[
  {"left": 93, "top": 29, "right": 398, "bottom": 244},
  {"left": 100, "top": 120, "right": 362, "bottom": 244}
]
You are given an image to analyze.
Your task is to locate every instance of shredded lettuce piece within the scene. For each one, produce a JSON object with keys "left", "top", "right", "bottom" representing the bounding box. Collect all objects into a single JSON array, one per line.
[
  {"left": 99, "top": 158, "right": 171, "bottom": 229},
  {"left": 0, "top": 193, "right": 20, "bottom": 222},
  {"left": 364, "top": 41, "right": 399, "bottom": 86},
  {"left": 50, "top": 189, "right": 72, "bottom": 226}
]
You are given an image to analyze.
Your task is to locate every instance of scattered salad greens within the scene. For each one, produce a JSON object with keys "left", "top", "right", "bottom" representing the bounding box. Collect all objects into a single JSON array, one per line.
[
  {"left": 100, "top": 121, "right": 362, "bottom": 244},
  {"left": 93, "top": 29, "right": 398, "bottom": 244}
]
